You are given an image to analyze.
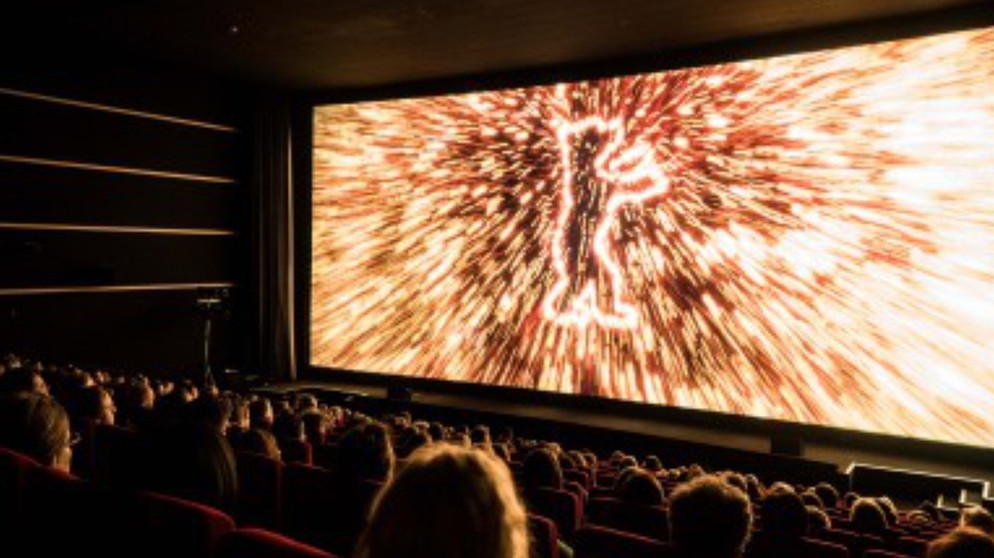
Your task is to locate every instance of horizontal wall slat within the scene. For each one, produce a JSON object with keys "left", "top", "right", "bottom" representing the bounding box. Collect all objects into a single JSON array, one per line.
[
  {"left": 0, "top": 230, "right": 239, "bottom": 288},
  {"left": 0, "top": 161, "right": 240, "bottom": 229},
  {"left": 0, "top": 289, "right": 240, "bottom": 374},
  {"left": 0, "top": 87, "right": 237, "bottom": 132},
  {"left": 0, "top": 94, "right": 241, "bottom": 178},
  {"left": 1, "top": 63, "right": 245, "bottom": 129}
]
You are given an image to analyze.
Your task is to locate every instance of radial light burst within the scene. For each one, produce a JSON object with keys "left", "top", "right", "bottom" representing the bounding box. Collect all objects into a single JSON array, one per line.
[{"left": 312, "top": 27, "right": 994, "bottom": 447}]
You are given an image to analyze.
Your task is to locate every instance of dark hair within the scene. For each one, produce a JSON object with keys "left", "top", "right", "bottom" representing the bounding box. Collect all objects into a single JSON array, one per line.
[
  {"left": 237, "top": 428, "right": 282, "bottom": 460},
  {"left": 337, "top": 422, "right": 395, "bottom": 482},
  {"left": 643, "top": 455, "right": 663, "bottom": 472},
  {"left": 849, "top": 498, "right": 888, "bottom": 536},
  {"left": 801, "top": 490, "right": 825, "bottom": 510},
  {"left": 813, "top": 482, "right": 840, "bottom": 509},
  {"left": 0, "top": 392, "right": 71, "bottom": 468},
  {"left": 618, "top": 468, "right": 665, "bottom": 507},
  {"left": 273, "top": 411, "right": 305, "bottom": 441},
  {"left": 248, "top": 398, "right": 274, "bottom": 430},
  {"left": 669, "top": 475, "right": 752, "bottom": 558},
  {"left": 927, "top": 528, "right": 994, "bottom": 558},
  {"left": 301, "top": 409, "right": 330, "bottom": 445},
  {"left": 521, "top": 448, "right": 563, "bottom": 491},
  {"left": 143, "top": 421, "right": 239, "bottom": 513},
  {"left": 356, "top": 444, "right": 528, "bottom": 558},
  {"left": 762, "top": 489, "right": 809, "bottom": 539}
]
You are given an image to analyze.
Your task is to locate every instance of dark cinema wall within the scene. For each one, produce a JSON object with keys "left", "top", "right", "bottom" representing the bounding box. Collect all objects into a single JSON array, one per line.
[{"left": 0, "top": 52, "right": 249, "bottom": 375}]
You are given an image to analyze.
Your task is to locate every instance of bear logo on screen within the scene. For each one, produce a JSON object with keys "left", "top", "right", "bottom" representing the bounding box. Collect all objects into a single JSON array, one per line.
[{"left": 543, "top": 117, "right": 671, "bottom": 329}]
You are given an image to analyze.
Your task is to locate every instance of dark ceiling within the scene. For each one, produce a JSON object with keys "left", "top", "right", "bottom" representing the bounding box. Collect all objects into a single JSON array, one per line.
[{"left": 6, "top": 0, "right": 993, "bottom": 91}]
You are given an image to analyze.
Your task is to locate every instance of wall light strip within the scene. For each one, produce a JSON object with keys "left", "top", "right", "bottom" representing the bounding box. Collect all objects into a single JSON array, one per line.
[
  {"left": 0, "top": 283, "right": 236, "bottom": 296},
  {"left": 0, "top": 222, "right": 236, "bottom": 236},
  {"left": 0, "top": 154, "right": 236, "bottom": 184},
  {"left": 0, "top": 86, "right": 238, "bottom": 133}
]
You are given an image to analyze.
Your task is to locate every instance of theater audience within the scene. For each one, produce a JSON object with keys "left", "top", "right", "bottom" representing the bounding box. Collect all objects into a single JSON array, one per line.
[
  {"left": 355, "top": 444, "right": 528, "bottom": 558},
  {"left": 669, "top": 475, "right": 752, "bottom": 558}
]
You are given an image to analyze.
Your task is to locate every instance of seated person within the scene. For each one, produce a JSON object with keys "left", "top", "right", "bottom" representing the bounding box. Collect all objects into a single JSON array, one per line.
[
  {"left": 669, "top": 475, "right": 752, "bottom": 558},
  {"left": 355, "top": 444, "right": 528, "bottom": 558},
  {"left": 0, "top": 391, "right": 73, "bottom": 472}
]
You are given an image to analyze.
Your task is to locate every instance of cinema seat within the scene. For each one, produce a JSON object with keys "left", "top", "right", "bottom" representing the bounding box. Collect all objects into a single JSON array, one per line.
[
  {"left": 526, "top": 487, "right": 583, "bottom": 539},
  {"left": 865, "top": 550, "right": 916, "bottom": 558},
  {"left": 219, "top": 528, "right": 340, "bottom": 558},
  {"left": 281, "top": 438, "right": 313, "bottom": 465},
  {"left": 587, "top": 497, "right": 668, "bottom": 542},
  {"left": 131, "top": 490, "right": 236, "bottom": 558},
  {"left": 574, "top": 524, "right": 671, "bottom": 558},
  {"left": 528, "top": 513, "right": 561, "bottom": 558},
  {"left": 237, "top": 451, "right": 284, "bottom": 529},
  {"left": 0, "top": 446, "right": 38, "bottom": 540}
]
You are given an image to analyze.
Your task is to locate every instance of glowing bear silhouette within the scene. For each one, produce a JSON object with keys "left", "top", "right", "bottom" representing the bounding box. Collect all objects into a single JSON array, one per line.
[{"left": 543, "top": 117, "right": 671, "bottom": 329}]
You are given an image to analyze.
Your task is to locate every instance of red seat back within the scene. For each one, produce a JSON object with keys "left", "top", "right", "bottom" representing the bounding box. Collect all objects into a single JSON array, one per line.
[
  {"left": 526, "top": 487, "right": 583, "bottom": 539},
  {"left": 219, "top": 528, "right": 339, "bottom": 558},
  {"left": 237, "top": 451, "right": 283, "bottom": 529},
  {"left": 588, "top": 497, "right": 668, "bottom": 542},
  {"left": 865, "top": 551, "right": 916, "bottom": 558},
  {"left": 131, "top": 490, "right": 236, "bottom": 558},
  {"left": 0, "top": 446, "right": 39, "bottom": 540},
  {"left": 281, "top": 438, "right": 313, "bottom": 465},
  {"left": 574, "top": 524, "right": 670, "bottom": 558},
  {"left": 528, "top": 513, "right": 560, "bottom": 558}
]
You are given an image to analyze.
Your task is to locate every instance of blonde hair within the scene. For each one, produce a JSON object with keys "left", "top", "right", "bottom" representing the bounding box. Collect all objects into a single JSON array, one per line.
[{"left": 355, "top": 443, "right": 529, "bottom": 558}]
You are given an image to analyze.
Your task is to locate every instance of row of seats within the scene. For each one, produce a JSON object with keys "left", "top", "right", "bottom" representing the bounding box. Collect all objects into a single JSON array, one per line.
[{"left": 1, "top": 445, "right": 336, "bottom": 558}]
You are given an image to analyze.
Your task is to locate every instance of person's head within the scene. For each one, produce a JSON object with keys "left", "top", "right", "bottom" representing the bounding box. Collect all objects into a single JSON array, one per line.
[
  {"left": 248, "top": 398, "right": 274, "bottom": 430},
  {"left": 522, "top": 447, "right": 563, "bottom": 491},
  {"left": 807, "top": 505, "right": 831, "bottom": 532},
  {"left": 273, "top": 411, "right": 305, "bottom": 442},
  {"left": 337, "top": 422, "right": 395, "bottom": 483},
  {"left": 295, "top": 393, "right": 319, "bottom": 413},
  {"left": 355, "top": 444, "right": 528, "bottom": 558},
  {"left": 143, "top": 421, "right": 239, "bottom": 513},
  {"left": 618, "top": 468, "right": 665, "bottom": 507},
  {"left": 960, "top": 507, "right": 994, "bottom": 535},
  {"left": 0, "top": 367, "right": 49, "bottom": 395},
  {"left": 723, "top": 472, "right": 748, "bottom": 497},
  {"left": 814, "top": 482, "right": 840, "bottom": 509},
  {"left": 301, "top": 409, "right": 330, "bottom": 445},
  {"left": 0, "top": 392, "right": 73, "bottom": 472},
  {"left": 237, "top": 428, "right": 282, "bottom": 461},
  {"left": 187, "top": 394, "right": 230, "bottom": 433},
  {"left": 849, "top": 497, "right": 888, "bottom": 535},
  {"left": 801, "top": 490, "right": 825, "bottom": 510},
  {"left": 643, "top": 455, "right": 663, "bottom": 472},
  {"left": 876, "top": 496, "right": 897, "bottom": 526},
  {"left": 926, "top": 528, "right": 994, "bottom": 558},
  {"left": 76, "top": 385, "right": 116, "bottom": 426},
  {"left": 669, "top": 475, "right": 752, "bottom": 558},
  {"left": 470, "top": 425, "right": 491, "bottom": 449},
  {"left": 428, "top": 422, "right": 445, "bottom": 442},
  {"left": 762, "top": 488, "right": 808, "bottom": 540}
]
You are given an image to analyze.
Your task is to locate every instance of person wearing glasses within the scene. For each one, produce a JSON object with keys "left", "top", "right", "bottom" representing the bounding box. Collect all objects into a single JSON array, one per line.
[{"left": 0, "top": 391, "right": 75, "bottom": 473}]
